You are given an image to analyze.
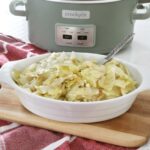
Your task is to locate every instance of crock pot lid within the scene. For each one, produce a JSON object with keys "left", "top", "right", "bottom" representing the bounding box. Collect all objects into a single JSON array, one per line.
[{"left": 45, "top": 0, "right": 121, "bottom": 4}]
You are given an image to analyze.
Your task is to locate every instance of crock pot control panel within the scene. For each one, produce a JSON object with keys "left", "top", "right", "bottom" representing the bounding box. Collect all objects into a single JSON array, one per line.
[{"left": 55, "top": 24, "right": 96, "bottom": 47}]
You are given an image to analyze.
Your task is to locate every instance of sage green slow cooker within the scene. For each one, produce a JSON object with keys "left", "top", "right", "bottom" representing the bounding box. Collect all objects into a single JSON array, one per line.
[{"left": 10, "top": 0, "right": 150, "bottom": 54}]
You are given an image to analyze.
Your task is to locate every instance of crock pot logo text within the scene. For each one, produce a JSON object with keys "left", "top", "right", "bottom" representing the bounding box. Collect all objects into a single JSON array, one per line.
[{"left": 62, "top": 10, "right": 90, "bottom": 19}]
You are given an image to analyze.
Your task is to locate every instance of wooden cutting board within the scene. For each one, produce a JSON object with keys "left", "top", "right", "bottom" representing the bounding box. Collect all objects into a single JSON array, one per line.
[{"left": 0, "top": 85, "right": 150, "bottom": 148}]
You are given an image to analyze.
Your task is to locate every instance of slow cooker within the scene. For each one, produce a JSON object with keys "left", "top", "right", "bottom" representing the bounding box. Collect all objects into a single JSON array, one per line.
[{"left": 9, "top": 0, "right": 150, "bottom": 54}]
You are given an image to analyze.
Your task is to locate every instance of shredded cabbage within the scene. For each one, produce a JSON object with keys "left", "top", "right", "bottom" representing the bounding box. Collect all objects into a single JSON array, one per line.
[{"left": 12, "top": 52, "right": 138, "bottom": 102}]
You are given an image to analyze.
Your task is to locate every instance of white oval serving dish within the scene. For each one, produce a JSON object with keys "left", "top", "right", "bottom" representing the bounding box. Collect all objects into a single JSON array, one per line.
[{"left": 0, "top": 52, "right": 145, "bottom": 123}]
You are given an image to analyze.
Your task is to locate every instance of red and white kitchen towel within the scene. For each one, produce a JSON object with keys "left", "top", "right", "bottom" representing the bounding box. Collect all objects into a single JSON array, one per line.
[{"left": 0, "top": 33, "right": 149, "bottom": 150}]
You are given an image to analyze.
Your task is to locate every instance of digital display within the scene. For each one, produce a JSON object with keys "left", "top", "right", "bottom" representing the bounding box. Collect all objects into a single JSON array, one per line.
[
  {"left": 63, "top": 34, "right": 72, "bottom": 40},
  {"left": 78, "top": 35, "right": 87, "bottom": 40}
]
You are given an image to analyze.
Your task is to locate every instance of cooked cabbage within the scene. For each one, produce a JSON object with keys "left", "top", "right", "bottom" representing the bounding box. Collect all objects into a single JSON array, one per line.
[{"left": 12, "top": 52, "right": 138, "bottom": 102}]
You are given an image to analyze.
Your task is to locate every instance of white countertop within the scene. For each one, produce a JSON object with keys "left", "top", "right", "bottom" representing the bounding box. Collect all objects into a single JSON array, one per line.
[{"left": 0, "top": 0, "right": 150, "bottom": 148}]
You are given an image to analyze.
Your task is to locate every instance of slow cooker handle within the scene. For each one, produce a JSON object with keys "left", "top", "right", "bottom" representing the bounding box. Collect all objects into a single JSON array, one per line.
[
  {"left": 9, "top": 0, "right": 26, "bottom": 17},
  {"left": 133, "top": 3, "right": 150, "bottom": 20}
]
